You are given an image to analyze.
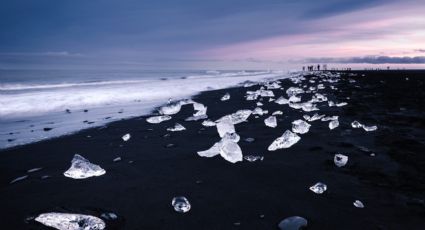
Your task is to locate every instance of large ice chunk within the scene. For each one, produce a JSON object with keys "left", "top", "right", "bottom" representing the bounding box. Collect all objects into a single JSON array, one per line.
[
  {"left": 268, "top": 130, "right": 301, "bottom": 151},
  {"left": 167, "top": 123, "right": 186, "bottom": 132},
  {"left": 63, "top": 154, "right": 106, "bottom": 179},
  {"left": 216, "top": 116, "right": 235, "bottom": 138},
  {"left": 264, "top": 116, "right": 277, "bottom": 128},
  {"left": 216, "top": 109, "right": 252, "bottom": 124},
  {"left": 35, "top": 212, "right": 106, "bottom": 230},
  {"left": 159, "top": 103, "right": 182, "bottom": 115},
  {"left": 329, "top": 120, "right": 339, "bottom": 130},
  {"left": 292, "top": 119, "right": 311, "bottom": 134},
  {"left": 146, "top": 115, "right": 172, "bottom": 124},
  {"left": 219, "top": 140, "right": 243, "bottom": 163},
  {"left": 186, "top": 102, "right": 208, "bottom": 121}
]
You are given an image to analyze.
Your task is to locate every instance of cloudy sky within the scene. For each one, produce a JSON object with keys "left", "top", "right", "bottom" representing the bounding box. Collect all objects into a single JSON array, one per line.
[{"left": 1, "top": 0, "right": 424, "bottom": 69}]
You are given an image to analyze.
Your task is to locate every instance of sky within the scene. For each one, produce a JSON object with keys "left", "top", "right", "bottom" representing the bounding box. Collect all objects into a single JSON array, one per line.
[{"left": 1, "top": 0, "right": 425, "bottom": 70}]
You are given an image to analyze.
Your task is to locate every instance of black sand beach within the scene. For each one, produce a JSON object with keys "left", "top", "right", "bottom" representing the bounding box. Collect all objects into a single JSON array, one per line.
[{"left": 1, "top": 70, "right": 425, "bottom": 229}]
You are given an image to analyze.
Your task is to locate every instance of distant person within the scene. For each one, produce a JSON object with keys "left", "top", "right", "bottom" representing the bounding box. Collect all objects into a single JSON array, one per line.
[
  {"left": 317, "top": 64, "right": 320, "bottom": 71},
  {"left": 302, "top": 66, "right": 305, "bottom": 71}
]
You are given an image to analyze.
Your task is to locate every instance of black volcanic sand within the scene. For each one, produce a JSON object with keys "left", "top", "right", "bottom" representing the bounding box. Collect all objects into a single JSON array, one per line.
[{"left": 1, "top": 70, "right": 425, "bottom": 229}]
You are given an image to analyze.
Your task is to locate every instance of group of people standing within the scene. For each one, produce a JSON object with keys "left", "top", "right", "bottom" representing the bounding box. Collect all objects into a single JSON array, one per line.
[{"left": 302, "top": 64, "right": 327, "bottom": 71}]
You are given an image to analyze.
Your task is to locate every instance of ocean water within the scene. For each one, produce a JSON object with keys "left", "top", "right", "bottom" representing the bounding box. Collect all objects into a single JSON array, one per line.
[{"left": 0, "top": 69, "right": 287, "bottom": 149}]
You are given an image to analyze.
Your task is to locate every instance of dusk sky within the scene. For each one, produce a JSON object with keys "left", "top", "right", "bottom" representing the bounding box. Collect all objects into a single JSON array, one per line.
[{"left": 1, "top": 0, "right": 425, "bottom": 69}]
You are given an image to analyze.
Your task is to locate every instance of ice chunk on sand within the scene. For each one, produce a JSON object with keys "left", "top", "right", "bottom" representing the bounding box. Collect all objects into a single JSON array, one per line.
[
  {"left": 362, "top": 125, "right": 377, "bottom": 132},
  {"left": 336, "top": 102, "right": 347, "bottom": 107},
  {"left": 197, "top": 142, "right": 221, "bottom": 158},
  {"left": 10, "top": 175, "right": 28, "bottom": 184},
  {"left": 159, "top": 103, "right": 182, "bottom": 115},
  {"left": 63, "top": 154, "right": 106, "bottom": 179},
  {"left": 268, "top": 130, "right": 301, "bottom": 151},
  {"left": 304, "top": 113, "right": 325, "bottom": 122},
  {"left": 252, "top": 107, "right": 268, "bottom": 116},
  {"left": 329, "top": 120, "right": 339, "bottom": 130},
  {"left": 216, "top": 109, "right": 252, "bottom": 125},
  {"left": 353, "top": 200, "right": 365, "bottom": 208},
  {"left": 186, "top": 102, "right": 208, "bottom": 121},
  {"left": 334, "top": 154, "right": 348, "bottom": 167},
  {"left": 221, "top": 93, "right": 230, "bottom": 101},
  {"left": 309, "top": 182, "right": 327, "bottom": 194},
  {"left": 219, "top": 140, "right": 243, "bottom": 163},
  {"left": 275, "top": 96, "right": 289, "bottom": 105},
  {"left": 256, "top": 102, "right": 263, "bottom": 106},
  {"left": 122, "top": 133, "right": 131, "bottom": 141},
  {"left": 172, "top": 196, "right": 191, "bottom": 213},
  {"left": 278, "top": 216, "right": 308, "bottom": 230},
  {"left": 286, "top": 87, "right": 304, "bottom": 97},
  {"left": 146, "top": 115, "right": 172, "bottom": 124},
  {"left": 222, "top": 132, "right": 240, "bottom": 143},
  {"left": 301, "top": 101, "right": 318, "bottom": 112},
  {"left": 35, "top": 212, "right": 106, "bottom": 230},
  {"left": 202, "top": 120, "right": 216, "bottom": 127},
  {"left": 100, "top": 212, "right": 118, "bottom": 220},
  {"left": 272, "top": 110, "right": 283, "bottom": 115},
  {"left": 244, "top": 155, "right": 264, "bottom": 162},
  {"left": 321, "top": 116, "right": 338, "bottom": 121},
  {"left": 113, "top": 157, "right": 121, "bottom": 162},
  {"left": 167, "top": 123, "right": 186, "bottom": 132},
  {"left": 216, "top": 116, "right": 235, "bottom": 138},
  {"left": 264, "top": 116, "right": 277, "bottom": 128},
  {"left": 292, "top": 120, "right": 311, "bottom": 134},
  {"left": 289, "top": 95, "right": 301, "bottom": 103},
  {"left": 351, "top": 120, "right": 363, "bottom": 128}
]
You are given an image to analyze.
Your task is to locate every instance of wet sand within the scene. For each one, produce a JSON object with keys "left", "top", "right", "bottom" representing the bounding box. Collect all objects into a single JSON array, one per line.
[{"left": 0, "top": 70, "right": 424, "bottom": 229}]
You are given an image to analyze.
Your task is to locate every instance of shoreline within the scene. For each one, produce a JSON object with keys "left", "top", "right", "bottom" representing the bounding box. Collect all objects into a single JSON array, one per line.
[{"left": 1, "top": 70, "right": 424, "bottom": 229}]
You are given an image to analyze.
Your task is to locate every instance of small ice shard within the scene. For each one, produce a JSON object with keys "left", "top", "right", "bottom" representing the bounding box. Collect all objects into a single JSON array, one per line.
[
  {"left": 27, "top": 167, "right": 43, "bottom": 173},
  {"left": 329, "top": 120, "right": 339, "bottom": 130},
  {"left": 264, "top": 116, "right": 277, "bottom": 128},
  {"left": 197, "top": 142, "right": 221, "bottom": 158},
  {"left": 321, "top": 116, "right": 338, "bottom": 121},
  {"left": 268, "top": 130, "right": 301, "bottom": 151},
  {"left": 167, "top": 123, "right": 186, "bottom": 132},
  {"left": 35, "top": 212, "right": 106, "bottom": 230},
  {"left": 100, "top": 212, "right": 118, "bottom": 220},
  {"left": 172, "top": 196, "right": 191, "bottom": 213},
  {"left": 362, "top": 125, "right": 377, "bottom": 132},
  {"left": 269, "top": 98, "right": 275, "bottom": 102},
  {"left": 336, "top": 102, "right": 347, "bottom": 107},
  {"left": 328, "top": 101, "right": 335, "bottom": 107},
  {"left": 122, "top": 133, "right": 131, "bottom": 142},
  {"left": 256, "top": 102, "right": 263, "bottom": 106},
  {"left": 146, "top": 115, "right": 172, "bottom": 124},
  {"left": 63, "top": 154, "right": 106, "bottom": 179},
  {"left": 334, "top": 154, "right": 348, "bottom": 167},
  {"left": 351, "top": 120, "right": 363, "bottom": 128},
  {"left": 304, "top": 113, "right": 325, "bottom": 122},
  {"left": 159, "top": 103, "right": 181, "bottom": 115},
  {"left": 244, "top": 155, "right": 264, "bottom": 162},
  {"left": 278, "top": 216, "right": 308, "bottom": 230},
  {"left": 252, "top": 107, "right": 268, "bottom": 116},
  {"left": 275, "top": 96, "right": 289, "bottom": 105},
  {"left": 10, "top": 175, "right": 28, "bottom": 184},
  {"left": 41, "top": 175, "right": 51, "bottom": 179},
  {"left": 216, "top": 116, "right": 235, "bottom": 138},
  {"left": 309, "top": 182, "right": 327, "bottom": 194},
  {"left": 244, "top": 137, "right": 255, "bottom": 143},
  {"left": 219, "top": 140, "right": 243, "bottom": 163},
  {"left": 202, "top": 120, "right": 216, "bottom": 127},
  {"left": 353, "top": 200, "right": 365, "bottom": 208},
  {"left": 221, "top": 93, "right": 230, "bottom": 101},
  {"left": 292, "top": 120, "right": 311, "bottom": 134},
  {"left": 272, "top": 110, "right": 283, "bottom": 115},
  {"left": 113, "top": 157, "right": 121, "bottom": 162}
]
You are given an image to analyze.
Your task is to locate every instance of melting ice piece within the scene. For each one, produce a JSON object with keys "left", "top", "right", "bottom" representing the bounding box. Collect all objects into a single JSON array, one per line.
[
  {"left": 256, "top": 102, "right": 263, "bottom": 106},
  {"left": 244, "top": 155, "right": 264, "bottom": 162},
  {"left": 221, "top": 93, "right": 230, "bottom": 101},
  {"left": 336, "top": 102, "right": 347, "bottom": 107},
  {"left": 268, "top": 130, "right": 301, "bottom": 151},
  {"left": 35, "top": 212, "right": 106, "bottom": 230},
  {"left": 159, "top": 103, "right": 182, "bottom": 115},
  {"left": 309, "top": 182, "right": 327, "bottom": 194},
  {"left": 28, "top": 167, "right": 43, "bottom": 173},
  {"left": 278, "top": 216, "right": 308, "bottom": 230},
  {"left": 172, "top": 196, "right": 191, "bottom": 213},
  {"left": 100, "top": 212, "right": 118, "bottom": 220},
  {"left": 63, "top": 154, "right": 106, "bottom": 179},
  {"left": 216, "top": 116, "right": 235, "bottom": 138},
  {"left": 334, "top": 154, "right": 348, "bottom": 167},
  {"left": 321, "top": 116, "right": 338, "bottom": 121},
  {"left": 275, "top": 96, "right": 289, "bottom": 105},
  {"left": 219, "top": 140, "right": 243, "bottom": 163},
  {"left": 167, "top": 123, "right": 186, "bottom": 132},
  {"left": 353, "top": 200, "right": 365, "bottom": 208},
  {"left": 292, "top": 120, "right": 311, "bottom": 134},
  {"left": 264, "top": 116, "right": 277, "bottom": 128},
  {"left": 351, "top": 121, "right": 363, "bottom": 128},
  {"left": 197, "top": 142, "right": 221, "bottom": 158},
  {"left": 362, "top": 125, "right": 377, "bottom": 132},
  {"left": 202, "top": 120, "right": 216, "bottom": 127},
  {"left": 113, "top": 157, "right": 121, "bottom": 162},
  {"left": 272, "top": 110, "right": 283, "bottom": 116},
  {"left": 329, "top": 120, "right": 339, "bottom": 130},
  {"left": 146, "top": 115, "right": 172, "bottom": 124},
  {"left": 10, "top": 175, "right": 28, "bottom": 184},
  {"left": 122, "top": 133, "right": 131, "bottom": 142}
]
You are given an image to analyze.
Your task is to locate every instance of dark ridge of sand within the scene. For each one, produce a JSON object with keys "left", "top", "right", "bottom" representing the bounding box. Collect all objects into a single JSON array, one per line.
[{"left": 0, "top": 70, "right": 425, "bottom": 229}]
